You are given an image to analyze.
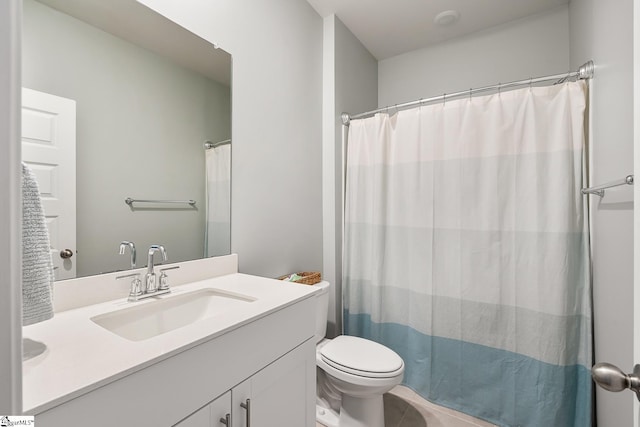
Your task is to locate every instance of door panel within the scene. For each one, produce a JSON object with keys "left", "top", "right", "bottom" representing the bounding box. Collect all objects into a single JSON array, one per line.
[
  {"left": 21, "top": 87, "right": 76, "bottom": 280},
  {"left": 232, "top": 340, "right": 316, "bottom": 427}
]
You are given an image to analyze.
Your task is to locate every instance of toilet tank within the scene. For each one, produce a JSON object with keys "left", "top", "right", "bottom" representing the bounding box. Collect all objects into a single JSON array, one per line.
[{"left": 312, "top": 281, "right": 330, "bottom": 343}]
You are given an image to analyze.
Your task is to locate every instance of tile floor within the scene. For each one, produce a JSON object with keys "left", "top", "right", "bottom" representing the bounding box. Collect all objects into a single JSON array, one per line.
[{"left": 317, "top": 385, "right": 497, "bottom": 427}]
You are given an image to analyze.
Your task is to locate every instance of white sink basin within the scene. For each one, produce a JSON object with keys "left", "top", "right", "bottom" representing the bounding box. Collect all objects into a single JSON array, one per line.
[{"left": 91, "top": 288, "right": 256, "bottom": 341}]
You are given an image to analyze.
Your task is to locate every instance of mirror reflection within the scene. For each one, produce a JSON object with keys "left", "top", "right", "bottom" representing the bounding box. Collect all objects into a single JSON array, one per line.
[{"left": 21, "top": 0, "right": 232, "bottom": 281}]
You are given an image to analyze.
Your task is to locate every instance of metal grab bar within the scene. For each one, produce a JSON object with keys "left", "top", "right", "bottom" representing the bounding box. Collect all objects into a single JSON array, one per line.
[
  {"left": 125, "top": 198, "right": 196, "bottom": 206},
  {"left": 581, "top": 174, "right": 634, "bottom": 197}
]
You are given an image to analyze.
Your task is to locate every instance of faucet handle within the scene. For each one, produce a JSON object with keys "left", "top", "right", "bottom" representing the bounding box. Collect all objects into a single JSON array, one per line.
[
  {"left": 116, "top": 272, "right": 143, "bottom": 301},
  {"left": 158, "top": 266, "right": 180, "bottom": 291},
  {"left": 145, "top": 272, "right": 157, "bottom": 293}
]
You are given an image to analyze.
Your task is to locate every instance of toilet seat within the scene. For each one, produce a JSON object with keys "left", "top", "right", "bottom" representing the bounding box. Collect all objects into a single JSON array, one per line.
[{"left": 319, "top": 335, "right": 404, "bottom": 378}]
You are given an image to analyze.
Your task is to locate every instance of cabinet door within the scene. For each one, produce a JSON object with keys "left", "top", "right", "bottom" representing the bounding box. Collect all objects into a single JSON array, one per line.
[
  {"left": 175, "top": 391, "right": 232, "bottom": 427},
  {"left": 233, "top": 339, "right": 315, "bottom": 427}
]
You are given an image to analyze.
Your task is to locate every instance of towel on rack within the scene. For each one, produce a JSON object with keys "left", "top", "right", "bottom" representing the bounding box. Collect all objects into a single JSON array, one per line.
[{"left": 22, "top": 163, "right": 54, "bottom": 326}]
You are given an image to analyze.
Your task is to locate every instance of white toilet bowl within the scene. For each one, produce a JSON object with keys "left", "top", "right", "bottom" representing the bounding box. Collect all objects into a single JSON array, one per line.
[{"left": 311, "top": 281, "right": 405, "bottom": 427}]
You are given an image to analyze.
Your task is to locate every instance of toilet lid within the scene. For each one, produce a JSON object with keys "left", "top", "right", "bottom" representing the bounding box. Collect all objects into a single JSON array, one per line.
[{"left": 320, "top": 335, "right": 404, "bottom": 378}]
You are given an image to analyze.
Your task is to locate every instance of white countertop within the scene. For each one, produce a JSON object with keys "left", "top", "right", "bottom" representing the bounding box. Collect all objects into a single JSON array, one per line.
[{"left": 22, "top": 273, "right": 319, "bottom": 414}]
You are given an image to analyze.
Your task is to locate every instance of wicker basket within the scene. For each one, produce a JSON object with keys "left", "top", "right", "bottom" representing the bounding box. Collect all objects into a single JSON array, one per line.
[{"left": 277, "top": 271, "right": 321, "bottom": 285}]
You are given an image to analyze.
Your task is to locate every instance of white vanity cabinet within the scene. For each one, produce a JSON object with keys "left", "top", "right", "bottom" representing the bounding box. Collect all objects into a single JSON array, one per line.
[
  {"left": 176, "top": 339, "right": 315, "bottom": 427},
  {"left": 31, "top": 289, "right": 317, "bottom": 427},
  {"left": 231, "top": 339, "right": 315, "bottom": 427}
]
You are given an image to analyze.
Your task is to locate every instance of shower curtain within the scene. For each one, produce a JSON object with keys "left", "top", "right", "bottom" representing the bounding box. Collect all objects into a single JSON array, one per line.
[
  {"left": 343, "top": 81, "right": 591, "bottom": 426},
  {"left": 204, "top": 144, "right": 231, "bottom": 257}
]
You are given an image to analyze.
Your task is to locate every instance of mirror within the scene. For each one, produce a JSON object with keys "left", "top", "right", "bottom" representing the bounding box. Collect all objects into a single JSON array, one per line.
[{"left": 21, "top": 0, "right": 232, "bottom": 280}]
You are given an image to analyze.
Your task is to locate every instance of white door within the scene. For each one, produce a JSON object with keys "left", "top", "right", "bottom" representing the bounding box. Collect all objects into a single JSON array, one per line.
[
  {"left": 635, "top": 3, "right": 640, "bottom": 425},
  {"left": 21, "top": 87, "right": 76, "bottom": 280},
  {"left": 232, "top": 340, "right": 315, "bottom": 427}
]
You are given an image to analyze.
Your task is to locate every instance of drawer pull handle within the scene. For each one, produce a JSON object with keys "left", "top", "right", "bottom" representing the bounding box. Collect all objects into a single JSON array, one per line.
[
  {"left": 219, "top": 413, "right": 231, "bottom": 426},
  {"left": 240, "top": 399, "right": 251, "bottom": 427}
]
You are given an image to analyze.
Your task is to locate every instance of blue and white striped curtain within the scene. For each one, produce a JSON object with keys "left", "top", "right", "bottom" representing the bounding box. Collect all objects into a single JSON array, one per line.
[{"left": 343, "top": 81, "right": 591, "bottom": 426}]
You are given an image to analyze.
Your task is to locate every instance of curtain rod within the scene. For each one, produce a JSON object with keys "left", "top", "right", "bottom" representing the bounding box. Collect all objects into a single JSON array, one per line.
[
  {"left": 203, "top": 139, "right": 231, "bottom": 149},
  {"left": 341, "top": 60, "right": 594, "bottom": 125}
]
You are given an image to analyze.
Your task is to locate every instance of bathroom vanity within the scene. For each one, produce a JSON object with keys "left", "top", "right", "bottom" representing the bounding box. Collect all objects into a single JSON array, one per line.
[{"left": 22, "top": 255, "right": 318, "bottom": 426}]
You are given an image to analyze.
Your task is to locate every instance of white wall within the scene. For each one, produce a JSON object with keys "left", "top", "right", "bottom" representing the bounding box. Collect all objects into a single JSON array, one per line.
[
  {"left": 378, "top": 6, "right": 570, "bottom": 107},
  {"left": 570, "top": 0, "right": 635, "bottom": 425},
  {"left": 323, "top": 15, "right": 377, "bottom": 336},
  {"left": 137, "top": 0, "right": 324, "bottom": 278},
  {"left": 0, "top": 0, "right": 22, "bottom": 414},
  {"left": 23, "top": 0, "right": 231, "bottom": 277}
]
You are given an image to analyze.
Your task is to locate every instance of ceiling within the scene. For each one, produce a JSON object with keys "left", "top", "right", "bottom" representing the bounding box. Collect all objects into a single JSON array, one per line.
[
  {"left": 36, "top": 0, "right": 231, "bottom": 85},
  {"left": 306, "top": 0, "right": 570, "bottom": 60}
]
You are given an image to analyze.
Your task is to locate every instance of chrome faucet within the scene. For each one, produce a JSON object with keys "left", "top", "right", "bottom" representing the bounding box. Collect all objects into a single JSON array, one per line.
[
  {"left": 145, "top": 245, "right": 167, "bottom": 294},
  {"left": 118, "top": 241, "right": 136, "bottom": 269},
  {"left": 116, "top": 244, "right": 172, "bottom": 302}
]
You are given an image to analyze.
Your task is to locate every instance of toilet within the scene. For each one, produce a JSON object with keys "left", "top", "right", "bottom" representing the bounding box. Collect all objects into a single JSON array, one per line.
[{"left": 312, "top": 281, "right": 404, "bottom": 427}]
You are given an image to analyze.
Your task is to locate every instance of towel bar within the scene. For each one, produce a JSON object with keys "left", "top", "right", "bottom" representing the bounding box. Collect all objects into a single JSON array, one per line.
[
  {"left": 581, "top": 175, "right": 633, "bottom": 197},
  {"left": 125, "top": 198, "right": 196, "bottom": 206}
]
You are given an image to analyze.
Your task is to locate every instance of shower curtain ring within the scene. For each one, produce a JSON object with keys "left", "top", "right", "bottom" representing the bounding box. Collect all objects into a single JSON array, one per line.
[
  {"left": 443, "top": 93, "right": 446, "bottom": 105},
  {"left": 469, "top": 88, "right": 472, "bottom": 101},
  {"left": 498, "top": 84, "right": 501, "bottom": 95}
]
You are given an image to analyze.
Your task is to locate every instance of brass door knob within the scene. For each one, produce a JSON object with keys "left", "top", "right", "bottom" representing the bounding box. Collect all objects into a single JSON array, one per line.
[{"left": 60, "top": 249, "right": 74, "bottom": 259}]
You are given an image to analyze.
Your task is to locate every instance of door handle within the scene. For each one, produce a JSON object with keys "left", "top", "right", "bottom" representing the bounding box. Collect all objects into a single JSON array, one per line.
[
  {"left": 60, "top": 249, "right": 74, "bottom": 259},
  {"left": 219, "top": 413, "right": 231, "bottom": 426},
  {"left": 240, "top": 398, "right": 251, "bottom": 427},
  {"left": 592, "top": 362, "right": 640, "bottom": 400}
]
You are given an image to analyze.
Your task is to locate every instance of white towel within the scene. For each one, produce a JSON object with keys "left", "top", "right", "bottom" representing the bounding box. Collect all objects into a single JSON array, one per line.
[{"left": 22, "top": 163, "right": 54, "bottom": 326}]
